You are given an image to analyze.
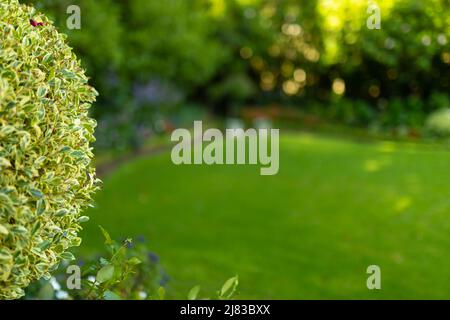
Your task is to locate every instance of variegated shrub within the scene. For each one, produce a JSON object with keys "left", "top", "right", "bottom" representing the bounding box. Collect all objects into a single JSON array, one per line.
[{"left": 0, "top": 0, "right": 100, "bottom": 299}]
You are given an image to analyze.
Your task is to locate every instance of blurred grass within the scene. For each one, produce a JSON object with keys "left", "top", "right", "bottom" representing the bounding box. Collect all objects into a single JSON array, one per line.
[{"left": 79, "top": 133, "right": 450, "bottom": 299}]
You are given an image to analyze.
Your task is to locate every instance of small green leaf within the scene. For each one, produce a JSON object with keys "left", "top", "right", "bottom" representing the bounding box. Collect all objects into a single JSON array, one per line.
[
  {"left": 78, "top": 216, "right": 89, "bottom": 223},
  {"left": 36, "top": 198, "right": 46, "bottom": 215},
  {"left": 70, "top": 150, "right": 85, "bottom": 159},
  {"left": 0, "top": 125, "right": 15, "bottom": 136},
  {"left": 157, "top": 287, "right": 165, "bottom": 300},
  {"left": 188, "top": 285, "right": 200, "bottom": 300},
  {"left": 104, "top": 290, "right": 121, "bottom": 300},
  {"left": 0, "top": 224, "right": 9, "bottom": 236},
  {"left": 96, "top": 264, "right": 114, "bottom": 283},
  {"left": 0, "top": 248, "right": 12, "bottom": 261},
  {"left": 0, "top": 157, "right": 11, "bottom": 168},
  {"left": 37, "top": 240, "right": 51, "bottom": 251},
  {"left": 55, "top": 208, "right": 69, "bottom": 216},
  {"left": 29, "top": 188, "right": 44, "bottom": 199},
  {"left": 37, "top": 86, "right": 47, "bottom": 98},
  {"left": 59, "top": 146, "right": 71, "bottom": 153},
  {"left": 11, "top": 225, "right": 28, "bottom": 234},
  {"left": 37, "top": 281, "right": 54, "bottom": 300},
  {"left": 42, "top": 53, "right": 53, "bottom": 63},
  {"left": 60, "top": 69, "right": 77, "bottom": 79},
  {"left": 127, "top": 257, "right": 141, "bottom": 266},
  {"left": 99, "top": 225, "right": 113, "bottom": 245},
  {"left": 36, "top": 106, "right": 46, "bottom": 121},
  {"left": 35, "top": 262, "right": 48, "bottom": 273},
  {"left": 60, "top": 252, "right": 75, "bottom": 261},
  {"left": 31, "top": 221, "right": 41, "bottom": 235},
  {"left": 99, "top": 257, "right": 109, "bottom": 266},
  {"left": 20, "top": 134, "right": 30, "bottom": 150},
  {"left": 34, "top": 156, "right": 46, "bottom": 166},
  {"left": 220, "top": 276, "right": 239, "bottom": 299},
  {"left": 53, "top": 244, "right": 64, "bottom": 253},
  {"left": 70, "top": 236, "right": 82, "bottom": 247}
]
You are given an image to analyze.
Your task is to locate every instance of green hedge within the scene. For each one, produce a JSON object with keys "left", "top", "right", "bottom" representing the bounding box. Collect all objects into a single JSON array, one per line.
[{"left": 0, "top": 0, "right": 99, "bottom": 299}]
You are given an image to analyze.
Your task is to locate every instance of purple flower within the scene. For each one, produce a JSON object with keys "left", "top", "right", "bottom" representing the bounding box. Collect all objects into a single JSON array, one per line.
[
  {"left": 159, "top": 274, "right": 170, "bottom": 287},
  {"left": 148, "top": 252, "right": 159, "bottom": 263},
  {"left": 136, "top": 235, "right": 146, "bottom": 243},
  {"left": 124, "top": 239, "right": 134, "bottom": 249}
]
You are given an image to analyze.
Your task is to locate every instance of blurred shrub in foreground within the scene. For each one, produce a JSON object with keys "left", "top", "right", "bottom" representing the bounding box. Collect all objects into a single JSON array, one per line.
[{"left": 24, "top": 227, "right": 239, "bottom": 300}]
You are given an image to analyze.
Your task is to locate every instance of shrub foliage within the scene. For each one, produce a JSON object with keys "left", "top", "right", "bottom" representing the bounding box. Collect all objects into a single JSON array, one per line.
[{"left": 0, "top": 0, "right": 99, "bottom": 299}]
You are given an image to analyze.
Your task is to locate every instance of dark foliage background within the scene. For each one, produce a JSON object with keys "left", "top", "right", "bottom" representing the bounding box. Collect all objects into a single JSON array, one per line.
[{"left": 25, "top": 0, "right": 450, "bottom": 149}]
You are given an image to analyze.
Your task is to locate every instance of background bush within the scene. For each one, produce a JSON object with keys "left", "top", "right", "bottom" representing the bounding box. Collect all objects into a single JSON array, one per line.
[
  {"left": 25, "top": 0, "right": 449, "bottom": 148},
  {"left": 425, "top": 108, "right": 450, "bottom": 139}
]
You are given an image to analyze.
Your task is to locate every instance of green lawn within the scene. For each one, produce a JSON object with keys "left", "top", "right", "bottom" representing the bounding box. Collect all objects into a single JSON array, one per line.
[{"left": 79, "top": 133, "right": 450, "bottom": 299}]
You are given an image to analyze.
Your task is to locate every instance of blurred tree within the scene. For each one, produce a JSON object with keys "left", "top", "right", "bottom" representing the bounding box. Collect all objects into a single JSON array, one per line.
[
  {"left": 24, "top": 0, "right": 450, "bottom": 145},
  {"left": 117, "top": 0, "right": 225, "bottom": 90}
]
